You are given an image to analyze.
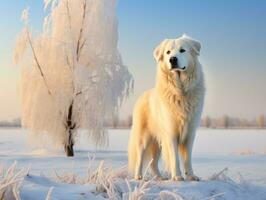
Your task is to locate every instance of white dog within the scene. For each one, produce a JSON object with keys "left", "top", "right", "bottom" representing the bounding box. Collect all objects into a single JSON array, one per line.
[{"left": 128, "top": 35, "right": 205, "bottom": 181}]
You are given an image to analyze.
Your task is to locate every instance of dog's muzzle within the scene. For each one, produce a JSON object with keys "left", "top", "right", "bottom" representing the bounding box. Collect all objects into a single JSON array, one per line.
[
  {"left": 169, "top": 56, "right": 178, "bottom": 68},
  {"left": 169, "top": 56, "right": 186, "bottom": 71}
]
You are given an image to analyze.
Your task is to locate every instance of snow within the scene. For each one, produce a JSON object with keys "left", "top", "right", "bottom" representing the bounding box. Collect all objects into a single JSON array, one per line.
[
  {"left": 1, "top": 128, "right": 266, "bottom": 199},
  {"left": 21, "top": 175, "right": 102, "bottom": 200}
]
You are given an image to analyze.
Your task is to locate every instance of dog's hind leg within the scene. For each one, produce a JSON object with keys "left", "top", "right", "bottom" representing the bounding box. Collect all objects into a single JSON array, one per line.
[
  {"left": 150, "top": 141, "right": 163, "bottom": 180},
  {"left": 134, "top": 132, "right": 151, "bottom": 180},
  {"left": 150, "top": 145, "right": 161, "bottom": 176},
  {"left": 134, "top": 143, "right": 146, "bottom": 180}
]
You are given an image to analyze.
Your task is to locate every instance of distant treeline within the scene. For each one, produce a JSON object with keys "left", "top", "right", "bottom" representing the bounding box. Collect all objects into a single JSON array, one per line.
[
  {"left": 200, "top": 114, "right": 266, "bottom": 129},
  {"left": 106, "top": 114, "right": 266, "bottom": 129},
  {"left": 1, "top": 114, "right": 265, "bottom": 129},
  {"left": 0, "top": 118, "right": 21, "bottom": 127}
]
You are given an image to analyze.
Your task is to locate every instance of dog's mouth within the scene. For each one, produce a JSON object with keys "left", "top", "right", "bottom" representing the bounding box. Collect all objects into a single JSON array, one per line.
[
  {"left": 171, "top": 66, "right": 186, "bottom": 78},
  {"left": 171, "top": 66, "right": 186, "bottom": 72}
]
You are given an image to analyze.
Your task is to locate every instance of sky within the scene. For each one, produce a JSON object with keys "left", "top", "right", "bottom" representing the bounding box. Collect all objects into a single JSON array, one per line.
[{"left": 0, "top": 0, "right": 266, "bottom": 121}]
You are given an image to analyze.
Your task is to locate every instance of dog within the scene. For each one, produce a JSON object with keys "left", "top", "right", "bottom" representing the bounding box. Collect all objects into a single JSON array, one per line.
[{"left": 128, "top": 35, "right": 205, "bottom": 181}]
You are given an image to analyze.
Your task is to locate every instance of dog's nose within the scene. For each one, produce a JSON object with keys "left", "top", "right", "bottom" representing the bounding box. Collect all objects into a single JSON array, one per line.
[{"left": 169, "top": 57, "right": 178, "bottom": 66}]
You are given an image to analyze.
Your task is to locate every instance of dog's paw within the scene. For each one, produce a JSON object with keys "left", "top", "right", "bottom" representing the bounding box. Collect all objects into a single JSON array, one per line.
[
  {"left": 134, "top": 175, "right": 143, "bottom": 180},
  {"left": 186, "top": 174, "right": 200, "bottom": 181},
  {"left": 171, "top": 175, "right": 184, "bottom": 181}
]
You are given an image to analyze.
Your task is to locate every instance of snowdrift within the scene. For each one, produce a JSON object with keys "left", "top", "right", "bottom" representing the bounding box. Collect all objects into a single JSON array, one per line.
[{"left": 1, "top": 161, "right": 266, "bottom": 200}]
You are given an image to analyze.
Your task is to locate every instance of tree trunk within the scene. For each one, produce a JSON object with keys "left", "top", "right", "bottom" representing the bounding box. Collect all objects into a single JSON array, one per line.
[
  {"left": 64, "top": 100, "right": 75, "bottom": 157},
  {"left": 64, "top": 130, "right": 74, "bottom": 157}
]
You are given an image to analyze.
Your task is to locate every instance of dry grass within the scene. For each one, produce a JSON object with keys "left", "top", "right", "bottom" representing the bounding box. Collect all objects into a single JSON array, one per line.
[
  {"left": 0, "top": 162, "right": 28, "bottom": 200},
  {"left": 53, "top": 155, "right": 128, "bottom": 199},
  {"left": 44, "top": 187, "right": 54, "bottom": 200},
  {"left": 52, "top": 155, "right": 158, "bottom": 200},
  {"left": 1, "top": 159, "right": 251, "bottom": 200}
]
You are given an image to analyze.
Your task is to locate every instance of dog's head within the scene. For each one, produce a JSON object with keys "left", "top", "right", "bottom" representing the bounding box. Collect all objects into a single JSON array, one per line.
[{"left": 153, "top": 35, "right": 201, "bottom": 73}]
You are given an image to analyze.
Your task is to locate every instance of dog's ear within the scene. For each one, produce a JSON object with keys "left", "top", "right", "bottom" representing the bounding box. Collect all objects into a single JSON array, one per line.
[
  {"left": 153, "top": 39, "right": 168, "bottom": 62},
  {"left": 182, "top": 35, "right": 201, "bottom": 55},
  {"left": 190, "top": 39, "right": 201, "bottom": 55}
]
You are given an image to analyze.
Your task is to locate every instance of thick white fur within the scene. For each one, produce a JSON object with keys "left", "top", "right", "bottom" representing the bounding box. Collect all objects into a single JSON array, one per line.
[{"left": 128, "top": 35, "right": 205, "bottom": 181}]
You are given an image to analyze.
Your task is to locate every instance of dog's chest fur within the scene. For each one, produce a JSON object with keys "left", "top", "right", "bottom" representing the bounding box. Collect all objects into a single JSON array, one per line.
[{"left": 155, "top": 66, "right": 204, "bottom": 141}]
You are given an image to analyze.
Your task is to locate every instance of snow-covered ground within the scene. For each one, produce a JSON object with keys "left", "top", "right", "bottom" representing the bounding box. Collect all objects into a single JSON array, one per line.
[{"left": 1, "top": 128, "right": 266, "bottom": 199}]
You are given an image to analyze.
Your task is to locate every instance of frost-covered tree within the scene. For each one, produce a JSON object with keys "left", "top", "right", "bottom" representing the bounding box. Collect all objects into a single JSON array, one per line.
[{"left": 14, "top": 0, "right": 133, "bottom": 156}]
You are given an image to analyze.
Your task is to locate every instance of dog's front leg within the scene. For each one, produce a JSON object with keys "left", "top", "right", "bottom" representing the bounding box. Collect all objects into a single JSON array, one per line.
[
  {"left": 167, "top": 136, "right": 184, "bottom": 181},
  {"left": 179, "top": 134, "right": 200, "bottom": 181}
]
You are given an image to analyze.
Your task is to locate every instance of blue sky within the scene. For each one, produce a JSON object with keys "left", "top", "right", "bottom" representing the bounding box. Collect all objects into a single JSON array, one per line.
[{"left": 0, "top": 0, "right": 266, "bottom": 120}]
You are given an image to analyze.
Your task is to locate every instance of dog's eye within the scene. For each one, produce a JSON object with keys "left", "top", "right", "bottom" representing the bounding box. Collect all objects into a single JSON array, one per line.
[
  {"left": 180, "top": 48, "right": 186, "bottom": 53},
  {"left": 166, "top": 50, "right": 171, "bottom": 54}
]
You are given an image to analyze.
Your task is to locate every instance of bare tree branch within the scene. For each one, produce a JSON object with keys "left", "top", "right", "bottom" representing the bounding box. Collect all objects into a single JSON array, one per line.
[
  {"left": 65, "top": 0, "right": 76, "bottom": 95},
  {"left": 78, "top": 39, "right": 86, "bottom": 58},
  {"left": 25, "top": 28, "right": 52, "bottom": 96},
  {"left": 26, "top": 27, "right": 66, "bottom": 118},
  {"left": 66, "top": 54, "right": 72, "bottom": 71},
  {"left": 75, "top": 84, "right": 94, "bottom": 96},
  {"left": 76, "top": 0, "right": 87, "bottom": 61},
  {"left": 65, "top": 0, "right": 72, "bottom": 31},
  {"left": 75, "top": 75, "right": 98, "bottom": 96}
]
